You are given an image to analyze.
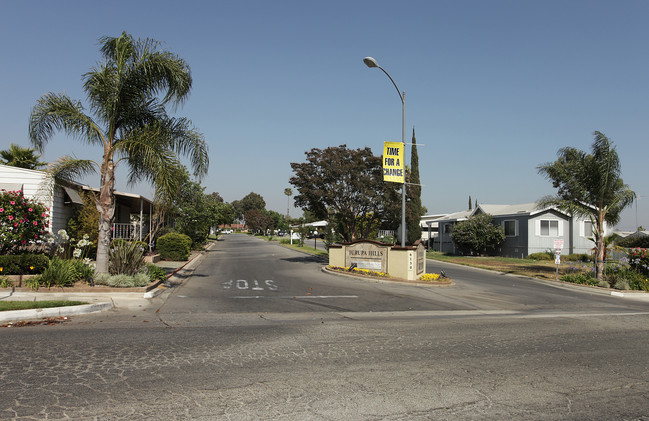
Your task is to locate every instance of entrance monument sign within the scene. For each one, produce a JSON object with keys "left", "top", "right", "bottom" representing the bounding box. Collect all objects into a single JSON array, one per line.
[
  {"left": 329, "top": 240, "right": 427, "bottom": 281},
  {"left": 346, "top": 241, "right": 390, "bottom": 272}
]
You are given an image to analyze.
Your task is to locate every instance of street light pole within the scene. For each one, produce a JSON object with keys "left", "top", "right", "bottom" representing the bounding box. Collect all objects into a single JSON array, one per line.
[{"left": 363, "top": 57, "right": 407, "bottom": 247}]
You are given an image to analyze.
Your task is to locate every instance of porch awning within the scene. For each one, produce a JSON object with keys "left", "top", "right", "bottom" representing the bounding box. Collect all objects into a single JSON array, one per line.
[{"left": 63, "top": 186, "right": 84, "bottom": 205}]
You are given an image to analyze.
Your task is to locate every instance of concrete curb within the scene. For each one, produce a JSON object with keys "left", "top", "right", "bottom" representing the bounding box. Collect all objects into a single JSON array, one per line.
[
  {"left": 610, "top": 291, "right": 649, "bottom": 301},
  {"left": 0, "top": 302, "right": 113, "bottom": 324},
  {"left": 0, "top": 245, "right": 213, "bottom": 324},
  {"left": 142, "top": 244, "right": 213, "bottom": 297}
]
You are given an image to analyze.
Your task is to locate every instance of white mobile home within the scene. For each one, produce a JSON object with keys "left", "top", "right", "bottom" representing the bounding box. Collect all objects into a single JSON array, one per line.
[{"left": 435, "top": 202, "right": 603, "bottom": 257}]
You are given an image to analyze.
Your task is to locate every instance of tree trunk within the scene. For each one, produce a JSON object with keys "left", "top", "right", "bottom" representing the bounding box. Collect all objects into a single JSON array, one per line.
[
  {"left": 594, "top": 216, "right": 605, "bottom": 284},
  {"left": 95, "top": 157, "right": 116, "bottom": 274}
]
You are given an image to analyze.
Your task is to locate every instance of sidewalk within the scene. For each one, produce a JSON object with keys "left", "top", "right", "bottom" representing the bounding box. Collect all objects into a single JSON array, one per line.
[{"left": 0, "top": 248, "right": 208, "bottom": 324}]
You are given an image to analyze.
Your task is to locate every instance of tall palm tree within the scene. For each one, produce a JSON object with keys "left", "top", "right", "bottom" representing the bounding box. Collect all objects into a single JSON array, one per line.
[
  {"left": 29, "top": 32, "right": 209, "bottom": 273},
  {"left": 0, "top": 143, "right": 46, "bottom": 169},
  {"left": 284, "top": 188, "right": 292, "bottom": 220},
  {"left": 537, "top": 131, "right": 635, "bottom": 283}
]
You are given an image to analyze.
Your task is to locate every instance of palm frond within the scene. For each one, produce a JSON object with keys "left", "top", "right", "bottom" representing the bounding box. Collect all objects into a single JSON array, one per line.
[
  {"left": 29, "top": 93, "right": 104, "bottom": 152},
  {"left": 46, "top": 156, "right": 98, "bottom": 185}
]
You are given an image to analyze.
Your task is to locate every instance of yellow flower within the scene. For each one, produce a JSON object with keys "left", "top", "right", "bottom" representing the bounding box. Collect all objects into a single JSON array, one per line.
[{"left": 420, "top": 273, "right": 441, "bottom": 282}]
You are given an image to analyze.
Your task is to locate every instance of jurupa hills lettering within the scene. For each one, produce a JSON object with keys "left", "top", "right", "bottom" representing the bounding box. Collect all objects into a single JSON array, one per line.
[{"left": 349, "top": 249, "right": 384, "bottom": 257}]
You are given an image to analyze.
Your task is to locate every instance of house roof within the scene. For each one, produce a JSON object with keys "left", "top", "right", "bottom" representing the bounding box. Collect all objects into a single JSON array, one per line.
[
  {"left": 475, "top": 202, "right": 568, "bottom": 218},
  {"left": 436, "top": 209, "right": 473, "bottom": 222},
  {"left": 434, "top": 202, "right": 571, "bottom": 223}
]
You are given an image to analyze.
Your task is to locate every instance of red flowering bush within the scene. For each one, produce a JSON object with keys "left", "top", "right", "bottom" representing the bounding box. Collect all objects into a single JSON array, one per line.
[
  {"left": 0, "top": 189, "right": 49, "bottom": 254},
  {"left": 628, "top": 248, "right": 649, "bottom": 276}
]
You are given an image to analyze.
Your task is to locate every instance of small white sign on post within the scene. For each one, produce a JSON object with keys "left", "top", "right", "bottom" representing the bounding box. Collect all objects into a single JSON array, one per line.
[{"left": 553, "top": 239, "right": 564, "bottom": 279}]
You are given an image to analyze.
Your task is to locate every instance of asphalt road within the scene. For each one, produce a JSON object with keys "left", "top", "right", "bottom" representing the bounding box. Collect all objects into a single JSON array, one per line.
[{"left": 2, "top": 234, "right": 649, "bottom": 420}]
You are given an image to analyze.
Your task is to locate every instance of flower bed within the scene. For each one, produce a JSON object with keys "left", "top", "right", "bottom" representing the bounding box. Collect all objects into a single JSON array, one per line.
[{"left": 327, "top": 266, "right": 389, "bottom": 278}]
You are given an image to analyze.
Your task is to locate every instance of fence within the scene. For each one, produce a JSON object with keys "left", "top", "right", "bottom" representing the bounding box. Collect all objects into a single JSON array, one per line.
[{"left": 112, "top": 223, "right": 149, "bottom": 241}]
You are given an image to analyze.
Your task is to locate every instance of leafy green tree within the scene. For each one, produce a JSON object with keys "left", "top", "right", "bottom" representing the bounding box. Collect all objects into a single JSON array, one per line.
[
  {"left": 232, "top": 192, "right": 266, "bottom": 222},
  {"left": 290, "top": 145, "right": 399, "bottom": 242},
  {"left": 244, "top": 209, "right": 274, "bottom": 234},
  {"left": 264, "top": 209, "right": 287, "bottom": 232},
  {"left": 451, "top": 213, "right": 505, "bottom": 255},
  {"left": 28, "top": 32, "right": 208, "bottom": 273},
  {"left": 0, "top": 143, "right": 46, "bottom": 169},
  {"left": 537, "top": 131, "right": 635, "bottom": 282},
  {"left": 172, "top": 176, "right": 211, "bottom": 247},
  {"left": 65, "top": 190, "right": 99, "bottom": 256},
  {"left": 406, "top": 128, "right": 423, "bottom": 245}
]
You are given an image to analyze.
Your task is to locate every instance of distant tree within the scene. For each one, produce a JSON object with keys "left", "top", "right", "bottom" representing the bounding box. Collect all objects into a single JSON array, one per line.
[
  {"left": 233, "top": 192, "right": 266, "bottom": 221},
  {"left": 169, "top": 168, "right": 233, "bottom": 246},
  {"left": 451, "top": 213, "right": 505, "bottom": 255},
  {"left": 537, "top": 131, "right": 635, "bottom": 283},
  {"left": 244, "top": 209, "right": 273, "bottom": 234},
  {"left": 28, "top": 32, "right": 208, "bottom": 273},
  {"left": 469, "top": 195, "right": 472, "bottom": 211},
  {"left": 0, "top": 143, "right": 46, "bottom": 169},
  {"left": 290, "top": 145, "right": 399, "bottom": 242},
  {"left": 406, "top": 128, "right": 423, "bottom": 245},
  {"left": 284, "top": 188, "right": 292, "bottom": 220},
  {"left": 209, "top": 192, "right": 224, "bottom": 203}
]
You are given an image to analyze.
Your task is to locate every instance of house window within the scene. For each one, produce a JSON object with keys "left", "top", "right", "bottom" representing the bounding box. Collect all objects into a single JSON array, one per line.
[
  {"left": 540, "top": 220, "right": 559, "bottom": 236},
  {"left": 583, "top": 220, "right": 593, "bottom": 237},
  {"left": 444, "top": 224, "right": 452, "bottom": 234},
  {"left": 503, "top": 220, "right": 517, "bottom": 237}
]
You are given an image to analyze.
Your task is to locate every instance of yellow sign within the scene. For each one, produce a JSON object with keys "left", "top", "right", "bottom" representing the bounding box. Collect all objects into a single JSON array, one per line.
[{"left": 382, "top": 141, "right": 404, "bottom": 183}]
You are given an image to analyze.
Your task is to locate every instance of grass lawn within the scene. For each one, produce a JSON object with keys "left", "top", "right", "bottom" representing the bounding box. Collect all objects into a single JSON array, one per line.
[
  {"left": 0, "top": 301, "right": 87, "bottom": 312},
  {"left": 426, "top": 251, "right": 590, "bottom": 280},
  {"left": 280, "top": 243, "right": 329, "bottom": 258}
]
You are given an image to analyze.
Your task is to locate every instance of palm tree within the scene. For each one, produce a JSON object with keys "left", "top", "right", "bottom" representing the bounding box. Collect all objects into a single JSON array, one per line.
[
  {"left": 0, "top": 143, "right": 46, "bottom": 169},
  {"left": 29, "top": 32, "right": 209, "bottom": 273},
  {"left": 284, "top": 188, "right": 292, "bottom": 220},
  {"left": 537, "top": 131, "right": 635, "bottom": 283}
]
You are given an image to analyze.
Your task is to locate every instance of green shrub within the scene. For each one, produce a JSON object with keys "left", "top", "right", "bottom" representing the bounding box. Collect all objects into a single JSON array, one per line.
[
  {"left": 109, "top": 241, "right": 145, "bottom": 275},
  {"left": 146, "top": 263, "right": 167, "bottom": 282},
  {"left": 0, "top": 255, "right": 21, "bottom": 274},
  {"left": 157, "top": 232, "right": 192, "bottom": 261},
  {"left": 0, "top": 254, "right": 50, "bottom": 275},
  {"left": 69, "top": 259, "right": 95, "bottom": 281},
  {"left": 608, "top": 267, "right": 649, "bottom": 291},
  {"left": 527, "top": 252, "right": 553, "bottom": 261},
  {"left": 0, "top": 276, "right": 12, "bottom": 288},
  {"left": 560, "top": 272, "right": 599, "bottom": 286},
  {"left": 40, "top": 257, "right": 76, "bottom": 287},
  {"left": 93, "top": 272, "right": 150, "bottom": 287}
]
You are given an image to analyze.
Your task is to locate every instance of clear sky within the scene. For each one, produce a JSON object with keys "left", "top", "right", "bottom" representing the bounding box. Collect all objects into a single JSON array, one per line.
[{"left": 1, "top": 0, "right": 647, "bottom": 231}]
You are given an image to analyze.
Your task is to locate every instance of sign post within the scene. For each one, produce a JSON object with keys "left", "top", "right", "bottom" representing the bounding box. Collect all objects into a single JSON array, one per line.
[{"left": 554, "top": 239, "right": 564, "bottom": 281}]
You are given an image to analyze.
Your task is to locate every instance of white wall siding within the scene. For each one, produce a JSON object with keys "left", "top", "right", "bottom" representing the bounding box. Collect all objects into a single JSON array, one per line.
[{"left": 528, "top": 211, "right": 570, "bottom": 255}]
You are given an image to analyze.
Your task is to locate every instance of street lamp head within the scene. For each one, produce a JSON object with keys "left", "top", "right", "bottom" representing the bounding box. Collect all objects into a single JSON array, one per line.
[{"left": 363, "top": 57, "right": 379, "bottom": 68}]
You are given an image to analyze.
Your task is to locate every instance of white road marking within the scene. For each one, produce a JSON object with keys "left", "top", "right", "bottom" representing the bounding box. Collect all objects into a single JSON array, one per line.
[{"left": 232, "top": 295, "right": 359, "bottom": 299}]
